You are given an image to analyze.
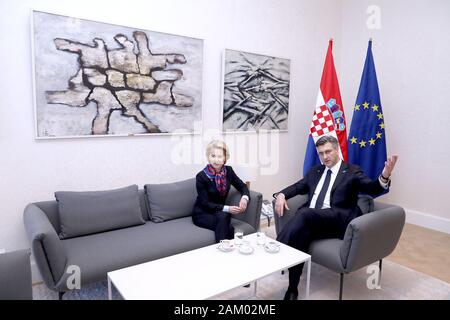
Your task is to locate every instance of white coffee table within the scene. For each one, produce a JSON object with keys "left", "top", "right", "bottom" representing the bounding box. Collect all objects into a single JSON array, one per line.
[{"left": 107, "top": 233, "right": 311, "bottom": 300}]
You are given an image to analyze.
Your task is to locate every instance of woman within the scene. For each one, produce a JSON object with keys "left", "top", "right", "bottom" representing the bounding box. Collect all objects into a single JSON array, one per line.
[{"left": 192, "top": 140, "right": 250, "bottom": 243}]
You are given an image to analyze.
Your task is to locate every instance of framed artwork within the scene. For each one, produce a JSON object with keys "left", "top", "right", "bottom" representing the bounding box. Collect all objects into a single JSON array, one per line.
[
  {"left": 31, "top": 10, "right": 203, "bottom": 138},
  {"left": 222, "top": 49, "right": 290, "bottom": 132}
]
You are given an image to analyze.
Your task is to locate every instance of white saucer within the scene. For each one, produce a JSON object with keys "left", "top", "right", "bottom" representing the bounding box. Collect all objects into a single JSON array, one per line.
[
  {"left": 264, "top": 242, "right": 280, "bottom": 253},
  {"left": 239, "top": 245, "right": 254, "bottom": 255},
  {"left": 217, "top": 240, "right": 234, "bottom": 252}
]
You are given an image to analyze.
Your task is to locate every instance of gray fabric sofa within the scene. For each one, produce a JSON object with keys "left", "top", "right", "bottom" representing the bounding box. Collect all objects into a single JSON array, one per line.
[{"left": 23, "top": 179, "right": 262, "bottom": 297}]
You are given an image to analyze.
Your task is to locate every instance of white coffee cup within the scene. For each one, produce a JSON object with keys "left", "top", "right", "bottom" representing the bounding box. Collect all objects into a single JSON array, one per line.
[{"left": 219, "top": 240, "right": 231, "bottom": 250}]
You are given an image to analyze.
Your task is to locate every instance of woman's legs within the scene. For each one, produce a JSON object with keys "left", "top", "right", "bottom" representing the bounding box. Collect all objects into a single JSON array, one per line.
[{"left": 193, "top": 211, "right": 234, "bottom": 243}]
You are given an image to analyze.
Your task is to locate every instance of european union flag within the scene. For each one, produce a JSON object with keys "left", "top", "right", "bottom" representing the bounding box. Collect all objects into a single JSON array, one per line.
[{"left": 348, "top": 40, "right": 387, "bottom": 182}]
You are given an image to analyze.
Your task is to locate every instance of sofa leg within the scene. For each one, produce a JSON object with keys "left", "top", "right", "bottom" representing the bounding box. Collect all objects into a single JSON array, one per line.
[
  {"left": 58, "top": 291, "right": 64, "bottom": 300},
  {"left": 339, "top": 273, "right": 344, "bottom": 300}
]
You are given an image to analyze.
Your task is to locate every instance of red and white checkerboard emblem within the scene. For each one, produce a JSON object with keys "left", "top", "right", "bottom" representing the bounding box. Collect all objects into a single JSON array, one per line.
[{"left": 309, "top": 105, "right": 335, "bottom": 137}]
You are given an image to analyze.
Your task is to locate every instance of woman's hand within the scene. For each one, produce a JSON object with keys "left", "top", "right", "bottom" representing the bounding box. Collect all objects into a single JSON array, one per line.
[
  {"left": 229, "top": 206, "right": 243, "bottom": 214},
  {"left": 239, "top": 198, "right": 248, "bottom": 212}
]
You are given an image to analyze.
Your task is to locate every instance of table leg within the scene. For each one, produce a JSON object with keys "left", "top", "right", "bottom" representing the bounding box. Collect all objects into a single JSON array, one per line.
[
  {"left": 108, "top": 276, "right": 112, "bottom": 300},
  {"left": 305, "top": 258, "right": 311, "bottom": 299}
]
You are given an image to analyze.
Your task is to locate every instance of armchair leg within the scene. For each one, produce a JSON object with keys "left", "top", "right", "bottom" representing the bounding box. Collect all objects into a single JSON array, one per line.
[
  {"left": 58, "top": 291, "right": 64, "bottom": 300},
  {"left": 379, "top": 259, "right": 383, "bottom": 287},
  {"left": 339, "top": 273, "right": 344, "bottom": 300}
]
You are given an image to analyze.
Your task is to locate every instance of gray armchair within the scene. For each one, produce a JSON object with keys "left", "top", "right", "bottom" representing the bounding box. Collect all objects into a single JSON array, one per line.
[
  {"left": 274, "top": 195, "right": 405, "bottom": 299},
  {"left": 0, "top": 249, "right": 33, "bottom": 300}
]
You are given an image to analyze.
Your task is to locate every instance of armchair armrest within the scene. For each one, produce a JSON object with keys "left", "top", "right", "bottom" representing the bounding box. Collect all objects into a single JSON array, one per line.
[
  {"left": 0, "top": 249, "right": 32, "bottom": 300},
  {"left": 23, "top": 204, "right": 67, "bottom": 289},
  {"left": 226, "top": 188, "right": 262, "bottom": 232},
  {"left": 273, "top": 194, "right": 308, "bottom": 235},
  {"left": 228, "top": 190, "right": 262, "bottom": 232},
  {"left": 340, "top": 202, "right": 405, "bottom": 272}
]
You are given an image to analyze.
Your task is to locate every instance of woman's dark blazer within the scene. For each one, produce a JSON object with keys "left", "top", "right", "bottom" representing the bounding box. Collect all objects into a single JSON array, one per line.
[{"left": 192, "top": 165, "right": 250, "bottom": 216}]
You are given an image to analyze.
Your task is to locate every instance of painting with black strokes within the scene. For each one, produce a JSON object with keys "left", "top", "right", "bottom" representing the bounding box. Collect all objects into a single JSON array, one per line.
[{"left": 222, "top": 49, "right": 290, "bottom": 132}]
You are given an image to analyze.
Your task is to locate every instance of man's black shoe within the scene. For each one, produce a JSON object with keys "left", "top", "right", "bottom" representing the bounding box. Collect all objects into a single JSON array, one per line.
[{"left": 283, "top": 289, "right": 298, "bottom": 300}]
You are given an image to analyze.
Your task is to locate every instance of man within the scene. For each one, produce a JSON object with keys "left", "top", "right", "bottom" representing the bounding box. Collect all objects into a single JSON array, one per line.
[{"left": 274, "top": 135, "right": 398, "bottom": 300}]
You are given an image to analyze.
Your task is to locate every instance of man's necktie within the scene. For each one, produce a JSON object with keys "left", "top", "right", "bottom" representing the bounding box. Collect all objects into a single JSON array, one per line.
[{"left": 315, "top": 169, "right": 332, "bottom": 209}]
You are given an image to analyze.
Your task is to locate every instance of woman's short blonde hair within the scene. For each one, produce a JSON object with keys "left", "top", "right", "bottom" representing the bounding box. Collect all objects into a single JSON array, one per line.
[{"left": 205, "top": 140, "right": 230, "bottom": 163}]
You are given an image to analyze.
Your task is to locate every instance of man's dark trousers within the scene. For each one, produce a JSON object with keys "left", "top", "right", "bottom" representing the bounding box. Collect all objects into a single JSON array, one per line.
[{"left": 276, "top": 207, "right": 347, "bottom": 290}]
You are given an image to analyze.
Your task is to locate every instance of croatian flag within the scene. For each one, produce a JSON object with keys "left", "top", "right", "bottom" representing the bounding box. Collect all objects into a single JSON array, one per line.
[{"left": 303, "top": 40, "right": 348, "bottom": 176}]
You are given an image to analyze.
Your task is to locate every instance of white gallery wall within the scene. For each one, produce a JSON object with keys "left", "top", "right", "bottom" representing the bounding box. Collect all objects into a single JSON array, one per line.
[
  {"left": 340, "top": 0, "right": 450, "bottom": 233},
  {"left": 0, "top": 0, "right": 343, "bottom": 251},
  {"left": 0, "top": 0, "right": 449, "bottom": 255}
]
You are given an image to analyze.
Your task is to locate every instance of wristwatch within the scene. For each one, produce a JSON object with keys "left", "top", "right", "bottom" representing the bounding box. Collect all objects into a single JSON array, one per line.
[{"left": 272, "top": 192, "right": 285, "bottom": 199}]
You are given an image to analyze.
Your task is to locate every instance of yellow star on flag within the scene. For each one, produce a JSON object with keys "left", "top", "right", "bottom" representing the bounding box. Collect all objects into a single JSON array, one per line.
[
  {"left": 376, "top": 132, "right": 382, "bottom": 139},
  {"left": 379, "top": 122, "right": 385, "bottom": 129},
  {"left": 350, "top": 136, "right": 357, "bottom": 144},
  {"left": 359, "top": 140, "right": 366, "bottom": 148},
  {"left": 354, "top": 104, "right": 360, "bottom": 111},
  {"left": 371, "top": 104, "right": 379, "bottom": 112},
  {"left": 362, "top": 102, "right": 369, "bottom": 109},
  {"left": 369, "top": 138, "right": 376, "bottom": 145},
  {"left": 377, "top": 113, "right": 383, "bottom": 120}
]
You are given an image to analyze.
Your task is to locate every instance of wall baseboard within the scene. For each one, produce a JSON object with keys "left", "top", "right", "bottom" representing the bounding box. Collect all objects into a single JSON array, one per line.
[{"left": 405, "top": 209, "right": 450, "bottom": 234}]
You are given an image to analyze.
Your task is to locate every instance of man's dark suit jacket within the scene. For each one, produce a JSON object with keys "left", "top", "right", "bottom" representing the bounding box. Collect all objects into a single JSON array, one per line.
[
  {"left": 192, "top": 165, "right": 250, "bottom": 216},
  {"left": 277, "top": 161, "right": 388, "bottom": 224}
]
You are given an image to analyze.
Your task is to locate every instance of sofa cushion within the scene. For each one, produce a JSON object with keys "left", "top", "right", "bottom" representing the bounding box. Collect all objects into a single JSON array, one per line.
[
  {"left": 57, "top": 217, "right": 257, "bottom": 290},
  {"left": 58, "top": 218, "right": 215, "bottom": 288},
  {"left": 55, "top": 185, "right": 145, "bottom": 239},
  {"left": 309, "top": 238, "right": 345, "bottom": 273},
  {"left": 144, "top": 178, "right": 196, "bottom": 222},
  {"left": 138, "top": 189, "right": 150, "bottom": 221}
]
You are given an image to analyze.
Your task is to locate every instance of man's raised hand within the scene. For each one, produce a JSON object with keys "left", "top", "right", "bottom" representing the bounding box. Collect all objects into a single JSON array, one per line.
[{"left": 382, "top": 155, "right": 398, "bottom": 178}]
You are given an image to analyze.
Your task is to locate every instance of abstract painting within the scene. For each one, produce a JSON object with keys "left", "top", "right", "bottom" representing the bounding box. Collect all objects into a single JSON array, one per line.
[
  {"left": 222, "top": 49, "right": 290, "bottom": 132},
  {"left": 32, "top": 11, "right": 203, "bottom": 138}
]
